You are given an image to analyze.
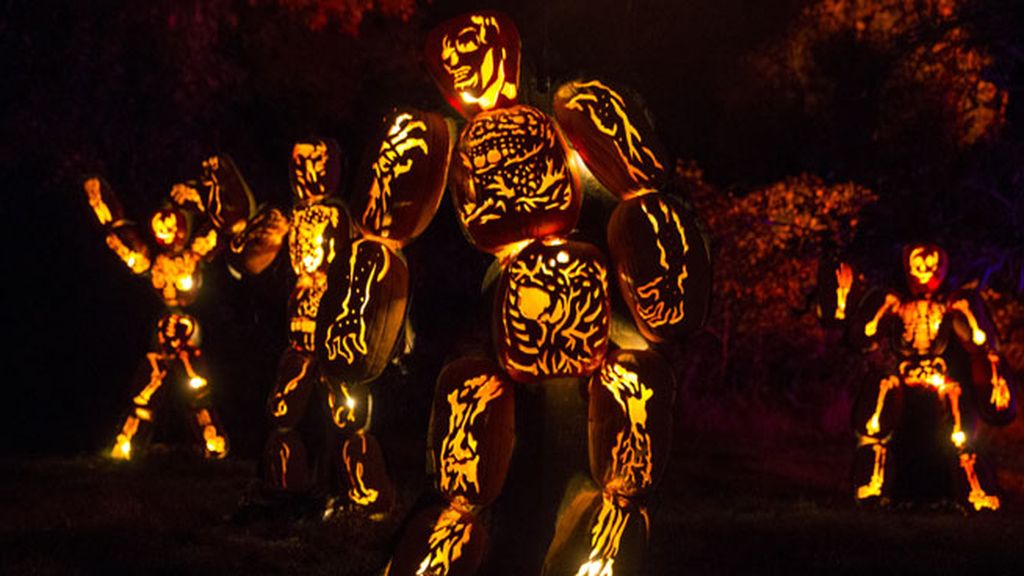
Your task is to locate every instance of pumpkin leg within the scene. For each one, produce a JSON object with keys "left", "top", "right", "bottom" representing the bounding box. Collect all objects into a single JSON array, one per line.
[
  {"left": 262, "top": 349, "right": 317, "bottom": 492},
  {"left": 180, "top": 349, "right": 229, "bottom": 459},
  {"left": 110, "top": 352, "right": 167, "bottom": 460},
  {"left": 852, "top": 437, "right": 891, "bottom": 503},
  {"left": 940, "top": 380, "right": 1001, "bottom": 512},
  {"left": 333, "top": 428, "right": 395, "bottom": 520}
]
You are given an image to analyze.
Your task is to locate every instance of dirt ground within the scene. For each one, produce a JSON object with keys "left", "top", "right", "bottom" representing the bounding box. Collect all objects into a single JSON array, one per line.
[{"left": 4, "top": 425, "right": 1024, "bottom": 576}]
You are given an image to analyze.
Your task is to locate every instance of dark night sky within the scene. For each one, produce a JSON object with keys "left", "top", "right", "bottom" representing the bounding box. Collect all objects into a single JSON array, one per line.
[{"left": 3, "top": 0, "right": 1022, "bottom": 458}]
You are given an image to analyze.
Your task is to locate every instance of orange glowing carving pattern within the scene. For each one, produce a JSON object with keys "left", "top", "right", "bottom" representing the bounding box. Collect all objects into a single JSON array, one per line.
[
  {"left": 865, "top": 375, "right": 898, "bottom": 436},
  {"left": 324, "top": 238, "right": 391, "bottom": 365},
  {"left": 271, "top": 355, "right": 311, "bottom": 419},
  {"left": 439, "top": 374, "right": 504, "bottom": 502},
  {"left": 959, "top": 453, "right": 1001, "bottom": 511},
  {"left": 857, "top": 442, "right": 887, "bottom": 500},
  {"left": 328, "top": 383, "right": 358, "bottom": 428},
  {"left": 292, "top": 142, "right": 331, "bottom": 201},
  {"left": 196, "top": 408, "right": 227, "bottom": 457},
  {"left": 151, "top": 211, "right": 181, "bottom": 246},
  {"left": 279, "top": 442, "right": 291, "bottom": 488},
  {"left": 900, "top": 358, "right": 967, "bottom": 447},
  {"left": 363, "top": 113, "right": 429, "bottom": 234},
  {"left": 201, "top": 156, "right": 227, "bottom": 224},
  {"left": 599, "top": 362, "right": 655, "bottom": 494},
  {"left": 898, "top": 300, "right": 946, "bottom": 354},
  {"left": 575, "top": 495, "right": 629, "bottom": 576},
  {"left": 84, "top": 178, "right": 113, "bottom": 225},
  {"left": 834, "top": 262, "right": 853, "bottom": 320},
  {"left": 502, "top": 245, "right": 608, "bottom": 377},
  {"left": 457, "top": 106, "right": 572, "bottom": 227},
  {"left": 950, "top": 299, "right": 988, "bottom": 346},
  {"left": 190, "top": 228, "right": 219, "bottom": 258},
  {"left": 170, "top": 183, "right": 204, "bottom": 212},
  {"left": 908, "top": 246, "right": 940, "bottom": 286},
  {"left": 632, "top": 198, "right": 689, "bottom": 328},
  {"left": 415, "top": 508, "right": 473, "bottom": 576},
  {"left": 291, "top": 273, "right": 328, "bottom": 351},
  {"left": 150, "top": 252, "right": 200, "bottom": 305},
  {"left": 564, "top": 80, "right": 664, "bottom": 190},
  {"left": 441, "top": 15, "right": 517, "bottom": 110},
  {"left": 105, "top": 232, "right": 150, "bottom": 274},
  {"left": 289, "top": 205, "right": 340, "bottom": 276},
  {"left": 987, "top": 351, "right": 1010, "bottom": 410},
  {"left": 344, "top": 434, "right": 380, "bottom": 506}
]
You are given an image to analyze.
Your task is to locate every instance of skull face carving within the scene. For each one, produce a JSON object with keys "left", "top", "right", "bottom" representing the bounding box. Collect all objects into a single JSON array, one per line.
[
  {"left": 426, "top": 11, "right": 520, "bottom": 118},
  {"left": 452, "top": 105, "right": 580, "bottom": 254},
  {"left": 608, "top": 194, "right": 711, "bottom": 342},
  {"left": 290, "top": 139, "right": 341, "bottom": 204},
  {"left": 151, "top": 208, "right": 187, "bottom": 250},
  {"left": 904, "top": 243, "right": 948, "bottom": 295},
  {"left": 496, "top": 239, "right": 610, "bottom": 383}
]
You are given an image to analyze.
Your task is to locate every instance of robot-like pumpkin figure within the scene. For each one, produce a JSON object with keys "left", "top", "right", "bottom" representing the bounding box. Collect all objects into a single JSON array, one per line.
[
  {"left": 385, "top": 11, "right": 710, "bottom": 575},
  {"left": 824, "top": 243, "right": 1016, "bottom": 511},
  {"left": 81, "top": 157, "right": 253, "bottom": 460}
]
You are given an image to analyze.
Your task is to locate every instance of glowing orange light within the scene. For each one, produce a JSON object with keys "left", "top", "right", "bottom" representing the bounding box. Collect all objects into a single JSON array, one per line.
[
  {"left": 415, "top": 507, "right": 473, "bottom": 575},
  {"left": 856, "top": 442, "right": 887, "bottom": 500},
  {"left": 84, "top": 178, "right": 113, "bottom": 225},
  {"left": 323, "top": 238, "right": 392, "bottom": 365},
  {"left": 950, "top": 299, "right": 987, "bottom": 345},
  {"left": 908, "top": 246, "right": 939, "bottom": 286},
  {"left": 439, "top": 374, "right": 504, "bottom": 506},
  {"left": 343, "top": 433, "right": 380, "bottom": 507},
  {"left": 866, "top": 375, "right": 899, "bottom": 436},
  {"left": 575, "top": 494, "right": 629, "bottom": 576},
  {"left": 834, "top": 262, "right": 853, "bottom": 320},
  {"left": 599, "top": 362, "right": 654, "bottom": 494},
  {"left": 436, "top": 14, "right": 519, "bottom": 113},
  {"left": 363, "top": 113, "right": 429, "bottom": 235},
  {"left": 959, "top": 453, "right": 1000, "bottom": 511},
  {"left": 987, "top": 352, "right": 1010, "bottom": 410}
]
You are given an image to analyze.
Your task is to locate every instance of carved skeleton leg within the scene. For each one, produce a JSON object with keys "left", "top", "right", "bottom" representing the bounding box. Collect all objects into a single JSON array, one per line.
[
  {"left": 110, "top": 352, "right": 167, "bottom": 460},
  {"left": 386, "top": 356, "right": 515, "bottom": 575},
  {"left": 940, "top": 380, "right": 1001, "bottom": 511},
  {"left": 263, "top": 348, "right": 317, "bottom": 492},
  {"left": 180, "top": 348, "right": 229, "bottom": 459},
  {"left": 851, "top": 374, "right": 903, "bottom": 502}
]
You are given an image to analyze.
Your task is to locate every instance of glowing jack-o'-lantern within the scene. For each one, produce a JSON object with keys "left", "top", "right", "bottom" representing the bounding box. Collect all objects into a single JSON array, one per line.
[
  {"left": 199, "top": 154, "right": 256, "bottom": 235},
  {"left": 541, "top": 489, "right": 648, "bottom": 576},
  {"left": 315, "top": 237, "right": 409, "bottom": 384},
  {"left": 903, "top": 243, "right": 948, "bottom": 295},
  {"left": 288, "top": 203, "right": 347, "bottom": 276},
  {"left": 339, "top": 430, "right": 395, "bottom": 514},
  {"left": 227, "top": 207, "right": 291, "bottom": 277},
  {"left": 104, "top": 224, "right": 152, "bottom": 275},
  {"left": 495, "top": 238, "right": 610, "bottom": 383},
  {"left": 385, "top": 505, "right": 487, "bottom": 576},
  {"left": 151, "top": 207, "right": 189, "bottom": 251},
  {"left": 451, "top": 105, "right": 581, "bottom": 256},
  {"left": 429, "top": 356, "right": 515, "bottom": 511},
  {"left": 589, "top": 350, "right": 675, "bottom": 498},
  {"left": 424, "top": 11, "right": 520, "bottom": 119},
  {"left": 553, "top": 79, "right": 668, "bottom": 199},
  {"left": 290, "top": 138, "right": 343, "bottom": 204},
  {"left": 263, "top": 429, "right": 311, "bottom": 492},
  {"left": 607, "top": 193, "right": 711, "bottom": 342},
  {"left": 350, "top": 109, "right": 453, "bottom": 247},
  {"left": 815, "top": 255, "right": 862, "bottom": 327}
]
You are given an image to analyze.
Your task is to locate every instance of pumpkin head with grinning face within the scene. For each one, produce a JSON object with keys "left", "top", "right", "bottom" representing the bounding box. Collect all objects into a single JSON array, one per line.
[
  {"left": 425, "top": 11, "right": 520, "bottom": 118},
  {"left": 903, "top": 243, "right": 948, "bottom": 295},
  {"left": 290, "top": 139, "right": 342, "bottom": 205}
]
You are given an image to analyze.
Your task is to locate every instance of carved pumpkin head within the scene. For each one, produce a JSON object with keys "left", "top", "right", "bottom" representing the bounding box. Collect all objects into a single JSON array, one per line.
[
  {"left": 290, "top": 139, "right": 342, "bottom": 205},
  {"left": 451, "top": 105, "right": 581, "bottom": 255},
  {"left": 903, "top": 243, "right": 947, "bottom": 295},
  {"left": 425, "top": 11, "right": 520, "bottom": 118},
  {"left": 495, "top": 238, "right": 610, "bottom": 383},
  {"left": 151, "top": 207, "right": 189, "bottom": 251}
]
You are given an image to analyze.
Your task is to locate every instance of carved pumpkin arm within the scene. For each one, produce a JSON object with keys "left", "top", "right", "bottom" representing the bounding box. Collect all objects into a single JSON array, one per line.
[{"left": 226, "top": 206, "right": 291, "bottom": 277}]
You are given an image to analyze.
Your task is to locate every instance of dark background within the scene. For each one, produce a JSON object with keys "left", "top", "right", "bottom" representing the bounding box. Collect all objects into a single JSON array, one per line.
[{"left": 3, "top": 0, "right": 1024, "bottom": 464}]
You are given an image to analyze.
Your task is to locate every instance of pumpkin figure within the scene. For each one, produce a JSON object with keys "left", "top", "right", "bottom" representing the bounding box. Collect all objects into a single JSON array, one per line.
[
  {"left": 450, "top": 105, "right": 581, "bottom": 256},
  {"left": 494, "top": 238, "right": 610, "bottom": 383},
  {"left": 607, "top": 193, "right": 711, "bottom": 343},
  {"left": 199, "top": 154, "right": 256, "bottom": 235},
  {"left": 386, "top": 505, "right": 488, "bottom": 576},
  {"left": 424, "top": 11, "right": 521, "bottom": 119},
  {"left": 541, "top": 489, "right": 649, "bottom": 576},
  {"left": 350, "top": 108, "right": 453, "bottom": 247}
]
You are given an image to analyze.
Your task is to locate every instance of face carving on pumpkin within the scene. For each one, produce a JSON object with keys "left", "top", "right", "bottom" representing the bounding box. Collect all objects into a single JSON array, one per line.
[
  {"left": 499, "top": 239, "right": 609, "bottom": 380},
  {"left": 438, "top": 373, "right": 505, "bottom": 502},
  {"left": 903, "top": 244, "right": 948, "bottom": 295},
  {"left": 630, "top": 197, "right": 689, "bottom": 329},
  {"left": 436, "top": 13, "right": 518, "bottom": 112},
  {"left": 151, "top": 208, "right": 187, "bottom": 249}
]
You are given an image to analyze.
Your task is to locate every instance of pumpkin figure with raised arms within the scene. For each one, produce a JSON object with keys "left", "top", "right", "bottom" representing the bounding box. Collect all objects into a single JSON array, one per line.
[{"left": 81, "top": 156, "right": 253, "bottom": 460}]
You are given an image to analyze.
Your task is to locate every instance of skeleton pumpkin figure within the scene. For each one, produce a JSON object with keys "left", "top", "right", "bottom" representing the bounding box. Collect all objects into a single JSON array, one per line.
[
  {"left": 840, "top": 243, "right": 1016, "bottom": 511},
  {"left": 82, "top": 161, "right": 250, "bottom": 460}
]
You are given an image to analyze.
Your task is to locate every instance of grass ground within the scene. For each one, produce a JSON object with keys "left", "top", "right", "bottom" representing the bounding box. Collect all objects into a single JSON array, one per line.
[{"left": 4, "top": 427, "right": 1024, "bottom": 576}]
